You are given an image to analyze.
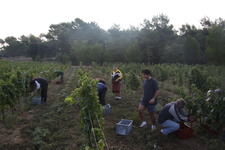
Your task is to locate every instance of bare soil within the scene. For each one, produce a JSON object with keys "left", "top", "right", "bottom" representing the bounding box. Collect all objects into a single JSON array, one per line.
[{"left": 0, "top": 66, "right": 224, "bottom": 150}]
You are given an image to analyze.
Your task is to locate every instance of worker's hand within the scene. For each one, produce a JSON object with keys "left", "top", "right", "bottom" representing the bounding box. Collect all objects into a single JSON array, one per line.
[
  {"left": 188, "top": 115, "right": 197, "bottom": 123},
  {"left": 149, "top": 98, "right": 155, "bottom": 104},
  {"left": 115, "top": 79, "right": 119, "bottom": 82}
]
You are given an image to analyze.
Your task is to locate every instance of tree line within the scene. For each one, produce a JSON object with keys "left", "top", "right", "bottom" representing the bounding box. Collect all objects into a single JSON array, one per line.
[{"left": 0, "top": 14, "right": 224, "bottom": 65}]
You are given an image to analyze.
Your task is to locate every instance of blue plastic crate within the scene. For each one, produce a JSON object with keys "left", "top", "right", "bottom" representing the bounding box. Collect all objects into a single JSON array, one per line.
[
  {"left": 32, "top": 96, "right": 42, "bottom": 105},
  {"left": 116, "top": 119, "right": 133, "bottom": 135},
  {"left": 103, "top": 104, "right": 111, "bottom": 115}
]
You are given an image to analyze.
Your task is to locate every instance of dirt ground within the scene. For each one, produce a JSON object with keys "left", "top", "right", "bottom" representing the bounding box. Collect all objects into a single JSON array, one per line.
[{"left": 0, "top": 66, "right": 224, "bottom": 150}]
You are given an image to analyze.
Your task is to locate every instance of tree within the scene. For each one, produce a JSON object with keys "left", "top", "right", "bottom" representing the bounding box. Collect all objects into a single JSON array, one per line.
[
  {"left": 0, "top": 39, "right": 4, "bottom": 47},
  {"left": 26, "top": 35, "right": 42, "bottom": 60},
  {"left": 179, "top": 24, "right": 197, "bottom": 36},
  {"left": 45, "top": 18, "right": 109, "bottom": 61},
  {"left": 18, "top": 35, "right": 30, "bottom": 56},
  {"left": 0, "top": 39, "right": 5, "bottom": 54},
  {"left": 3, "top": 36, "right": 24, "bottom": 56},
  {"left": 200, "top": 16, "right": 213, "bottom": 29},
  {"left": 71, "top": 41, "right": 90, "bottom": 65},
  {"left": 179, "top": 23, "right": 208, "bottom": 64},
  {"left": 182, "top": 35, "right": 200, "bottom": 64},
  {"left": 161, "top": 41, "right": 183, "bottom": 63},
  {"left": 206, "top": 21, "right": 225, "bottom": 64},
  {"left": 106, "top": 25, "right": 138, "bottom": 63},
  {"left": 139, "top": 14, "right": 176, "bottom": 63},
  {"left": 125, "top": 40, "right": 143, "bottom": 63}
]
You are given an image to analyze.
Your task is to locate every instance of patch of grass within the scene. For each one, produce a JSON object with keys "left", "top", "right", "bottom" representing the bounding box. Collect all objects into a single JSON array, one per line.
[
  {"left": 4, "top": 113, "right": 18, "bottom": 129},
  {"left": 206, "top": 139, "right": 225, "bottom": 150},
  {"left": 19, "top": 97, "right": 34, "bottom": 111}
]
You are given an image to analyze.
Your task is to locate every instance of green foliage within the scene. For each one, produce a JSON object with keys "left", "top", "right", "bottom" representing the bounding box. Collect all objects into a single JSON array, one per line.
[
  {"left": 206, "top": 25, "right": 225, "bottom": 64},
  {"left": 203, "top": 90, "right": 225, "bottom": 131},
  {"left": 1, "top": 17, "right": 225, "bottom": 65},
  {"left": 152, "top": 66, "right": 168, "bottom": 82},
  {"left": 125, "top": 41, "right": 143, "bottom": 63},
  {"left": 92, "top": 63, "right": 225, "bottom": 137},
  {"left": 186, "top": 85, "right": 206, "bottom": 116},
  {"left": 0, "top": 60, "right": 68, "bottom": 121},
  {"left": 188, "top": 67, "right": 207, "bottom": 92},
  {"left": 176, "top": 70, "right": 183, "bottom": 86},
  {"left": 32, "top": 127, "right": 51, "bottom": 149},
  {"left": 62, "top": 53, "right": 69, "bottom": 64},
  {"left": 66, "top": 68, "right": 106, "bottom": 150},
  {"left": 206, "top": 76, "right": 220, "bottom": 90},
  {"left": 125, "top": 72, "right": 140, "bottom": 91},
  {"left": 186, "top": 84, "right": 225, "bottom": 134},
  {"left": 183, "top": 35, "right": 200, "bottom": 64},
  {"left": 35, "top": 55, "right": 42, "bottom": 62},
  {"left": 71, "top": 41, "right": 105, "bottom": 65}
]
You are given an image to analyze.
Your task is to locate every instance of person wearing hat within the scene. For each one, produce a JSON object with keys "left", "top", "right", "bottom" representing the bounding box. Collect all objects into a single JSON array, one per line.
[{"left": 158, "top": 99, "right": 196, "bottom": 135}]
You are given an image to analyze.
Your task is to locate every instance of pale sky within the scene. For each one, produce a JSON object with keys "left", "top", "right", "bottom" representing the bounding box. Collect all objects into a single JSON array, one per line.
[{"left": 0, "top": 0, "right": 224, "bottom": 39}]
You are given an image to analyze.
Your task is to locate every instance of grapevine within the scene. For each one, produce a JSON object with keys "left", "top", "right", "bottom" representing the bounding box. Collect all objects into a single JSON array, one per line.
[{"left": 66, "top": 68, "right": 107, "bottom": 150}]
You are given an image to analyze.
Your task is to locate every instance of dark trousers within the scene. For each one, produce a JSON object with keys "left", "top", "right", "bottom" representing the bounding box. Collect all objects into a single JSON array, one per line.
[
  {"left": 98, "top": 87, "right": 107, "bottom": 105},
  {"left": 60, "top": 75, "right": 64, "bottom": 83},
  {"left": 41, "top": 82, "right": 48, "bottom": 102}
]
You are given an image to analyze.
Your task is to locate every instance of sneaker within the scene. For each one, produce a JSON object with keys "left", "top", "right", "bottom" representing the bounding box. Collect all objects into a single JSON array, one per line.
[
  {"left": 160, "top": 129, "right": 167, "bottom": 135},
  {"left": 158, "top": 129, "right": 167, "bottom": 141},
  {"left": 151, "top": 125, "right": 157, "bottom": 131},
  {"left": 139, "top": 121, "right": 147, "bottom": 128},
  {"left": 115, "top": 97, "right": 121, "bottom": 100}
]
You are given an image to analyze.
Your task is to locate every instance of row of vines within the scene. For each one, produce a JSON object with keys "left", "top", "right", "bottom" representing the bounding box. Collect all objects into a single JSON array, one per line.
[
  {"left": 66, "top": 68, "right": 107, "bottom": 150},
  {"left": 91, "top": 62, "right": 225, "bottom": 137},
  {"left": 0, "top": 60, "right": 69, "bottom": 121}
]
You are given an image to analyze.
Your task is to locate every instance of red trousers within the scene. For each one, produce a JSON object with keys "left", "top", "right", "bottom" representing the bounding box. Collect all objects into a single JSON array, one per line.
[{"left": 112, "top": 81, "right": 120, "bottom": 93}]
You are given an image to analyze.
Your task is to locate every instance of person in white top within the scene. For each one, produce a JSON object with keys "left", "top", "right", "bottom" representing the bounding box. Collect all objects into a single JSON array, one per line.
[{"left": 30, "top": 78, "right": 48, "bottom": 103}]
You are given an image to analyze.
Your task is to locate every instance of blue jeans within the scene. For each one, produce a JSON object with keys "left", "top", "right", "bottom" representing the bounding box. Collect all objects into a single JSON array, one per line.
[{"left": 160, "top": 120, "right": 180, "bottom": 135}]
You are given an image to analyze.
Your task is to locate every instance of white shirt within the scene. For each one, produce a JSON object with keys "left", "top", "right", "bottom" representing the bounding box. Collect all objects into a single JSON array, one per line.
[{"left": 35, "top": 81, "right": 40, "bottom": 90}]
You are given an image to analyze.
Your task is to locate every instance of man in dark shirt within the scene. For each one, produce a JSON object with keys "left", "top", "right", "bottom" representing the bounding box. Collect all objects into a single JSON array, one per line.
[
  {"left": 158, "top": 99, "right": 196, "bottom": 135},
  {"left": 138, "top": 69, "right": 160, "bottom": 131}
]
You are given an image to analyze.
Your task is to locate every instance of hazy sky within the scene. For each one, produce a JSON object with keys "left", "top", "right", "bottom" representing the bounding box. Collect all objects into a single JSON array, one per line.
[{"left": 0, "top": 0, "right": 224, "bottom": 39}]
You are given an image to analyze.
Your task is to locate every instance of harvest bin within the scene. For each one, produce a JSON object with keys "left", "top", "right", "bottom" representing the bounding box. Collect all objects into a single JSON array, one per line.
[
  {"left": 32, "top": 96, "right": 42, "bottom": 105},
  {"left": 116, "top": 119, "right": 133, "bottom": 135},
  {"left": 55, "top": 80, "right": 62, "bottom": 84},
  {"left": 175, "top": 123, "right": 193, "bottom": 139},
  {"left": 103, "top": 104, "right": 111, "bottom": 115}
]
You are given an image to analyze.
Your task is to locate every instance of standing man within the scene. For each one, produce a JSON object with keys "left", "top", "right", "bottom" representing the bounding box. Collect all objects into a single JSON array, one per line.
[
  {"left": 158, "top": 99, "right": 196, "bottom": 135},
  {"left": 30, "top": 77, "right": 48, "bottom": 104},
  {"left": 55, "top": 70, "right": 64, "bottom": 84},
  {"left": 111, "top": 65, "right": 123, "bottom": 100},
  {"left": 138, "top": 69, "right": 160, "bottom": 131}
]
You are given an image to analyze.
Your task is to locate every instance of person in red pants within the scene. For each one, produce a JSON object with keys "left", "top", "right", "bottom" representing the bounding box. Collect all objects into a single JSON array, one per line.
[{"left": 111, "top": 65, "right": 123, "bottom": 100}]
